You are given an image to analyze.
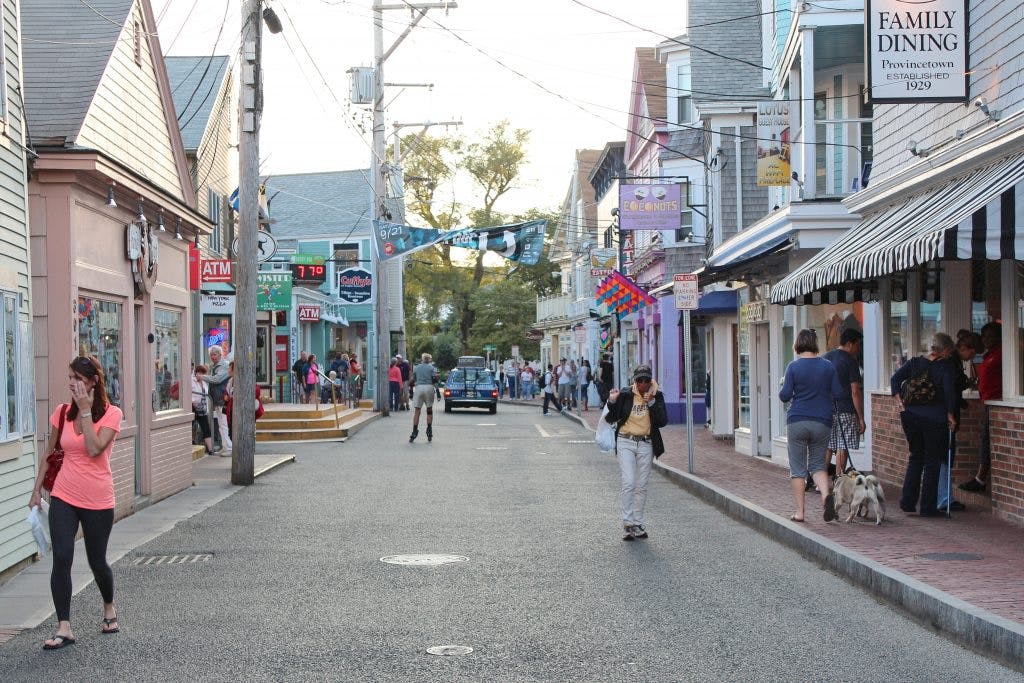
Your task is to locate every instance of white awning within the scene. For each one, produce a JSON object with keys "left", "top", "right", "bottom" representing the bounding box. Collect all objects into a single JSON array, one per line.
[{"left": 772, "top": 154, "right": 1024, "bottom": 304}]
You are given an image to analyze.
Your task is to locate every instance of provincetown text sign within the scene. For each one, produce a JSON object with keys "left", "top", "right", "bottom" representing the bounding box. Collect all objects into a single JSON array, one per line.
[{"left": 866, "top": 0, "right": 967, "bottom": 103}]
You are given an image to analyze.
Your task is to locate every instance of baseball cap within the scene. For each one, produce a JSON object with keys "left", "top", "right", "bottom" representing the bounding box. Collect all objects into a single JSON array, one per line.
[
  {"left": 633, "top": 364, "right": 653, "bottom": 382},
  {"left": 396, "top": 354, "right": 403, "bottom": 359}
]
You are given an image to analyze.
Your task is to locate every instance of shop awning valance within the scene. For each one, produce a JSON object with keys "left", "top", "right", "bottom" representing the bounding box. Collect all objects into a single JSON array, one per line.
[
  {"left": 772, "top": 154, "right": 1024, "bottom": 304},
  {"left": 676, "top": 290, "right": 738, "bottom": 320}
]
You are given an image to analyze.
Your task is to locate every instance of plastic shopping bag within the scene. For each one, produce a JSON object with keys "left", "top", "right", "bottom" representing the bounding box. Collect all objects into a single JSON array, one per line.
[
  {"left": 27, "top": 502, "right": 49, "bottom": 557},
  {"left": 595, "top": 404, "right": 616, "bottom": 453}
]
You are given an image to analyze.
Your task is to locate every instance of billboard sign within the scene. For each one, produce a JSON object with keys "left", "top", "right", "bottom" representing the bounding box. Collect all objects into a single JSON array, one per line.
[
  {"left": 618, "top": 184, "right": 681, "bottom": 231},
  {"left": 866, "top": 0, "right": 968, "bottom": 103},
  {"left": 756, "top": 102, "right": 792, "bottom": 186}
]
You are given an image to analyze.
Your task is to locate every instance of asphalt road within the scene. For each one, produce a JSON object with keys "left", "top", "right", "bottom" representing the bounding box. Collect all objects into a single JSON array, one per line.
[{"left": 1, "top": 402, "right": 1020, "bottom": 682}]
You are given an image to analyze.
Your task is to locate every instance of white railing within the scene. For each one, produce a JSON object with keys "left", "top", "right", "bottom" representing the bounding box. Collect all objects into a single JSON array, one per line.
[
  {"left": 568, "top": 298, "right": 590, "bottom": 320},
  {"left": 536, "top": 293, "right": 572, "bottom": 323},
  {"left": 792, "top": 118, "right": 872, "bottom": 199}
]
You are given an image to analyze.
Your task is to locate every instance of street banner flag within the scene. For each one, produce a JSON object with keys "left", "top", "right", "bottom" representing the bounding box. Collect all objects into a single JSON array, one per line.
[
  {"left": 373, "top": 219, "right": 547, "bottom": 265},
  {"left": 229, "top": 185, "right": 270, "bottom": 219}
]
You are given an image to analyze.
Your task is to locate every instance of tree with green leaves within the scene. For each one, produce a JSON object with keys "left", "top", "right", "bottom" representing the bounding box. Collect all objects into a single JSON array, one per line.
[{"left": 399, "top": 121, "right": 559, "bottom": 356}]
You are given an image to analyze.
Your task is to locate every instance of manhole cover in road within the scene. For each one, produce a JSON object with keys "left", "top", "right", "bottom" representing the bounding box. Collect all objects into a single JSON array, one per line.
[
  {"left": 131, "top": 553, "right": 212, "bottom": 565},
  {"left": 427, "top": 645, "right": 473, "bottom": 656},
  {"left": 474, "top": 446, "right": 508, "bottom": 451},
  {"left": 919, "top": 552, "right": 984, "bottom": 561},
  {"left": 380, "top": 554, "right": 470, "bottom": 566}
]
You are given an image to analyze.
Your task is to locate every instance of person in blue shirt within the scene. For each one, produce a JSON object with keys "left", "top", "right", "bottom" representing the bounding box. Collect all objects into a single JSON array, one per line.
[
  {"left": 891, "top": 332, "right": 959, "bottom": 517},
  {"left": 779, "top": 329, "right": 844, "bottom": 522}
]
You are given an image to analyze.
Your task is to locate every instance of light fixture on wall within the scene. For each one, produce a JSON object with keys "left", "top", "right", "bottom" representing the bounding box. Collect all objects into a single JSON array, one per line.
[
  {"left": 174, "top": 218, "right": 183, "bottom": 241},
  {"left": 975, "top": 98, "right": 1001, "bottom": 121},
  {"left": 106, "top": 185, "right": 117, "bottom": 208},
  {"left": 137, "top": 201, "right": 145, "bottom": 223},
  {"left": 193, "top": 232, "right": 200, "bottom": 247},
  {"left": 157, "top": 211, "right": 166, "bottom": 232},
  {"left": 907, "top": 139, "right": 928, "bottom": 157}
]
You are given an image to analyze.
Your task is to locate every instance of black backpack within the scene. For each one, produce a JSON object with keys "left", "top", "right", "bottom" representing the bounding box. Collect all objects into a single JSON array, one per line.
[{"left": 900, "top": 358, "right": 939, "bottom": 406}]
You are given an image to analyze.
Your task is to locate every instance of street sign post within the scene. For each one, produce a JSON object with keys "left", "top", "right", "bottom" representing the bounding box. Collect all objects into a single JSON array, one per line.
[{"left": 674, "top": 274, "right": 699, "bottom": 474}]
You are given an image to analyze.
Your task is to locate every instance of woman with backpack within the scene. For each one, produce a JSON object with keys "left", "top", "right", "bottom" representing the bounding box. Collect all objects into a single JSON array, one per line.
[{"left": 891, "top": 332, "right": 959, "bottom": 517}]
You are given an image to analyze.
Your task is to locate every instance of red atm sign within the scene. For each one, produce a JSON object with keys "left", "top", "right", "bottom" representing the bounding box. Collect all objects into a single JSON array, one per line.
[{"left": 201, "top": 259, "right": 233, "bottom": 283}]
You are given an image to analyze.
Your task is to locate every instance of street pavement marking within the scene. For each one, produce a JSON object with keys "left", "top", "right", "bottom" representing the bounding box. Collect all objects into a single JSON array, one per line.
[
  {"left": 476, "top": 423, "right": 497, "bottom": 426},
  {"left": 535, "top": 424, "right": 550, "bottom": 438}
]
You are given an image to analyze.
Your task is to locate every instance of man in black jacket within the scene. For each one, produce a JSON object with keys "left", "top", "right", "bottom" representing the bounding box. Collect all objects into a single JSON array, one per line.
[{"left": 603, "top": 364, "right": 668, "bottom": 540}]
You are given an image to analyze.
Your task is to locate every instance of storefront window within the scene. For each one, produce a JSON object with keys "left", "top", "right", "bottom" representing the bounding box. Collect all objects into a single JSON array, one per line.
[
  {"left": 256, "top": 325, "right": 269, "bottom": 384},
  {"left": 78, "top": 297, "right": 123, "bottom": 407},
  {"left": 680, "top": 320, "right": 707, "bottom": 395},
  {"left": 918, "top": 302, "right": 942, "bottom": 354},
  {"left": 972, "top": 260, "right": 1000, "bottom": 331},
  {"left": 2, "top": 292, "right": 18, "bottom": 437},
  {"left": 738, "top": 313, "right": 750, "bottom": 430},
  {"left": 154, "top": 308, "right": 182, "bottom": 411},
  {"left": 203, "top": 314, "right": 232, "bottom": 358},
  {"left": 890, "top": 301, "right": 909, "bottom": 370}
]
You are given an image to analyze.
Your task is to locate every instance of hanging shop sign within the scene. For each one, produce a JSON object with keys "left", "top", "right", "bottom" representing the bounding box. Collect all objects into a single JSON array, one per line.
[
  {"left": 231, "top": 230, "right": 278, "bottom": 263},
  {"left": 866, "top": 0, "right": 968, "bottom": 103},
  {"left": 755, "top": 102, "right": 792, "bottom": 187},
  {"left": 297, "top": 304, "right": 321, "bottom": 322},
  {"left": 590, "top": 248, "right": 617, "bottom": 276},
  {"left": 200, "top": 259, "right": 233, "bottom": 283},
  {"left": 741, "top": 300, "right": 769, "bottom": 324},
  {"left": 257, "top": 272, "right": 292, "bottom": 311},
  {"left": 337, "top": 267, "right": 373, "bottom": 304},
  {"left": 618, "top": 184, "right": 681, "bottom": 231},
  {"left": 126, "top": 220, "right": 158, "bottom": 294}
]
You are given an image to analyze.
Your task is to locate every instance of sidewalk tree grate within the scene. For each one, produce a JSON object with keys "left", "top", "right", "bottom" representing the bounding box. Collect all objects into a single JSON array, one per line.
[
  {"left": 380, "top": 554, "right": 469, "bottom": 566},
  {"left": 426, "top": 645, "right": 473, "bottom": 656},
  {"left": 918, "top": 552, "right": 984, "bottom": 562},
  {"left": 130, "top": 553, "right": 213, "bottom": 565}
]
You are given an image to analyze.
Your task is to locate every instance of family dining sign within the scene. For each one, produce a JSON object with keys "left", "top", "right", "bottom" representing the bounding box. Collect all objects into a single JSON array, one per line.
[{"left": 866, "top": 0, "right": 968, "bottom": 103}]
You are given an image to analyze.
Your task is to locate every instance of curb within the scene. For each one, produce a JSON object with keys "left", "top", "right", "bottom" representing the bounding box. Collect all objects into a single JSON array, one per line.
[{"left": 654, "top": 459, "right": 1024, "bottom": 672}]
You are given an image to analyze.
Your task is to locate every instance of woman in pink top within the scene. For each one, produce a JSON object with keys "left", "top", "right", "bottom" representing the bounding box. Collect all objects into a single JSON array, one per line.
[
  {"left": 388, "top": 359, "right": 403, "bottom": 412},
  {"left": 29, "top": 356, "right": 123, "bottom": 650}
]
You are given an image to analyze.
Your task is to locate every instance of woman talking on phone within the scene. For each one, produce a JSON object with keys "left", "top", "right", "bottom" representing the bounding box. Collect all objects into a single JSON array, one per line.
[{"left": 28, "top": 356, "right": 123, "bottom": 650}]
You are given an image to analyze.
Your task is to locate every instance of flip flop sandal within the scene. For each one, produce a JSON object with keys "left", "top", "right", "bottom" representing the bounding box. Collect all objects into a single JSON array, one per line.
[
  {"left": 101, "top": 617, "right": 120, "bottom": 634},
  {"left": 789, "top": 515, "right": 806, "bottom": 523},
  {"left": 824, "top": 494, "right": 838, "bottom": 522},
  {"left": 43, "top": 634, "right": 76, "bottom": 650}
]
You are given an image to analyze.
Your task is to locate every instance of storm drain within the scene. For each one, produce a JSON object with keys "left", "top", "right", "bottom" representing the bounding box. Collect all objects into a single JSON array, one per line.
[
  {"left": 130, "top": 553, "right": 213, "bottom": 566},
  {"left": 427, "top": 645, "right": 473, "bottom": 656},
  {"left": 919, "top": 552, "right": 984, "bottom": 562},
  {"left": 380, "top": 554, "right": 469, "bottom": 566}
]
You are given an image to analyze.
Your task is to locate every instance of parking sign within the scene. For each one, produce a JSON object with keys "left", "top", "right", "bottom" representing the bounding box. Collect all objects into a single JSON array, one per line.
[{"left": 674, "top": 274, "right": 699, "bottom": 310}]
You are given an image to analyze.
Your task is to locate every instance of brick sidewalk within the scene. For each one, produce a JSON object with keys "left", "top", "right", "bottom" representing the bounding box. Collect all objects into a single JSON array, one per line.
[{"left": 570, "top": 407, "right": 1024, "bottom": 629}]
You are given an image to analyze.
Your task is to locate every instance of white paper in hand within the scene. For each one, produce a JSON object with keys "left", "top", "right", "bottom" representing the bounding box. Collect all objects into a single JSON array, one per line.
[{"left": 27, "top": 504, "right": 49, "bottom": 556}]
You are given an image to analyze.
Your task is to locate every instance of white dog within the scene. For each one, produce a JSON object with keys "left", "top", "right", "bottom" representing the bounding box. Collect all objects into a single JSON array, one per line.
[{"left": 849, "top": 474, "right": 885, "bottom": 525}]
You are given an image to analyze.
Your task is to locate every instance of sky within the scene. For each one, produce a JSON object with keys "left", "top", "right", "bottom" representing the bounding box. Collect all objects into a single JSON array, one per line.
[{"left": 152, "top": 0, "right": 685, "bottom": 215}]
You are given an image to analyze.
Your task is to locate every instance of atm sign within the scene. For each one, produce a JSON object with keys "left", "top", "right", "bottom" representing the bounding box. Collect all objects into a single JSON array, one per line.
[{"left": 201, "top": 259, "right": 233, "bottom": 283}]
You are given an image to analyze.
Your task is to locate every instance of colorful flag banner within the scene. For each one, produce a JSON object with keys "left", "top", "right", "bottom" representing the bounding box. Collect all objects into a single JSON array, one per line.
[
  {"left": 373, "top": 220, "right": 547, "bottom": 265},
  {"left": 596, "top": 272, "right": 655, "bottom": 319}
]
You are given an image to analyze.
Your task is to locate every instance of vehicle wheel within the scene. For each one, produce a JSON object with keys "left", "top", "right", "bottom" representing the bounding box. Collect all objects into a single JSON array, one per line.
[
  {"left": 444, "top": 401, "right": 452, "bottom": 413},
  {"left": 489, "top": 404, "right": 497, "bottom": 414}
]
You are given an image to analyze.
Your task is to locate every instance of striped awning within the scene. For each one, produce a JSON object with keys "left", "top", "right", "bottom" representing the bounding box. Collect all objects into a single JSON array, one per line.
[{"left": 772, "top": 154, "right": 1024, "bottom": 304}]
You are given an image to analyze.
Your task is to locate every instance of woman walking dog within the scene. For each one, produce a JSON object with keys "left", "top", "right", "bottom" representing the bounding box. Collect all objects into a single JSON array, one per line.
[{"left": 28, "top": 356, "right": 123, "bottom": 650}]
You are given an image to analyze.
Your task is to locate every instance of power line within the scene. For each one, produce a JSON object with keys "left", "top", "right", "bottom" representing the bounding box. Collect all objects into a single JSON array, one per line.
[
  {"left": 162, "top": 0, "right": 202, "bottom": 53},
  {"left": 175, "top": 0, "right": 231, "bottom": 123}
]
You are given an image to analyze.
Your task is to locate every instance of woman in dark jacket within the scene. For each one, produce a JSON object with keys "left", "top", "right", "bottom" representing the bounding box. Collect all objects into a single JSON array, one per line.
[
  {"left": 604, "top": 364, "right": 668, "bottom": 541},
  {"left": 891, "top": 333, "right": 959, "bottom": 517}
]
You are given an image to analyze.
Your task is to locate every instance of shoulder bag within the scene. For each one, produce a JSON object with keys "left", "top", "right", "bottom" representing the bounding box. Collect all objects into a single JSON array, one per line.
[{"left": 42, "top": 405, "right": 69, "bottom": 492}]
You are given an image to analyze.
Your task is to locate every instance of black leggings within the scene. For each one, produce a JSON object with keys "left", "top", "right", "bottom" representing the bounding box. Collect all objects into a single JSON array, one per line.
[{"left": 49, "top": 496, "right": 115, "bottom": 621}]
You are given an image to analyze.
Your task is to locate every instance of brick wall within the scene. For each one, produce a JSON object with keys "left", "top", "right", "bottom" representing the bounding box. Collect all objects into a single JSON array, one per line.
[
  {"left": 989, "top": 406, "right": 1024, "bottom": 526},
  {"left": 149, "top": 422, "right": 192, "bottom": 504},
  {"left": 872, "top": 394, "right": 990, "bottom": 510}
]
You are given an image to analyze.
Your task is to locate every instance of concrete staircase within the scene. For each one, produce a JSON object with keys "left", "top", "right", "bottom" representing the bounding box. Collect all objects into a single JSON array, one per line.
[{"left": 255, "top": 402, "right": 378, "bottom": 443}]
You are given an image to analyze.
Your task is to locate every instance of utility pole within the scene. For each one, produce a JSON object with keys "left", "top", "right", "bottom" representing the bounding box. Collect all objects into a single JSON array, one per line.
[
  {"left": 232, "top": 0, "right": 262, "bottom": 485},
  {"left": 233, "top": 0, "right": 281, "bottom": 483},
  {"left": 371, "top": 2, "right": 457, "bottom": 414}
]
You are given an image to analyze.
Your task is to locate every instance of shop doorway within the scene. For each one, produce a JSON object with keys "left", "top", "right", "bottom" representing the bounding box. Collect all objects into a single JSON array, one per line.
[
  {"left": 753, "top": 322, "right": 772, "bottom": 457},
  {"left": 133, "top": 304, "right": 143, "bottom": 496}
]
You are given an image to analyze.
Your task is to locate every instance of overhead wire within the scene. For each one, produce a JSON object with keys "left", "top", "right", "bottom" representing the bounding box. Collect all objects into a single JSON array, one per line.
[{"left": 175, "top": 0, "right": 232, "bottom": 123}]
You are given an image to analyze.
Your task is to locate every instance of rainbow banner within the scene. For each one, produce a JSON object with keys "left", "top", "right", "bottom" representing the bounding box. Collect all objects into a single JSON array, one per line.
[{"left": 595, "top": 272, "right": 656, "bottom": 319}]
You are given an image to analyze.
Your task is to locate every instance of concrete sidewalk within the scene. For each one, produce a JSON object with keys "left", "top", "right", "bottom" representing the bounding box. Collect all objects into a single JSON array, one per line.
[
  {"left": 562, "top": 406, "right": 1024, "bottom": 671},
  {"left": 0, "top": 452, "right": 294, "bottom": 638}
]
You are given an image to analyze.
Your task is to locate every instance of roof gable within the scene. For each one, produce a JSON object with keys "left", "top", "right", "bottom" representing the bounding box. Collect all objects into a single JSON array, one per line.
[
  {"left": 263, "top": 170, "right": 378, "bottom": 241},
  {"left": 625, "top": 47, "right": 668, "bottom": 163},
  {"left": 166, "top": 56, "right": 231, "bottom": 152},
  {"left": 22, "top": 0, "right": 133, "bottom": 144}
]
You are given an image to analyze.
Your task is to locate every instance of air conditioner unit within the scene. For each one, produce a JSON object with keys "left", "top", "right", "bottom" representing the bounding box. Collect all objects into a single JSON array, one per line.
[{"left": 348, "top": 67, "right": 375, "bottom": 105}]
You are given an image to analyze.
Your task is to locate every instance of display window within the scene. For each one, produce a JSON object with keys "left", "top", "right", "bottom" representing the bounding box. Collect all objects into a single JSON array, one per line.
[
  {"left": 77, "top": 296, "right": 123, "bottom": 408},
  {"left": 154, "top": 308, "right": 182, "bottom": 411}
]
